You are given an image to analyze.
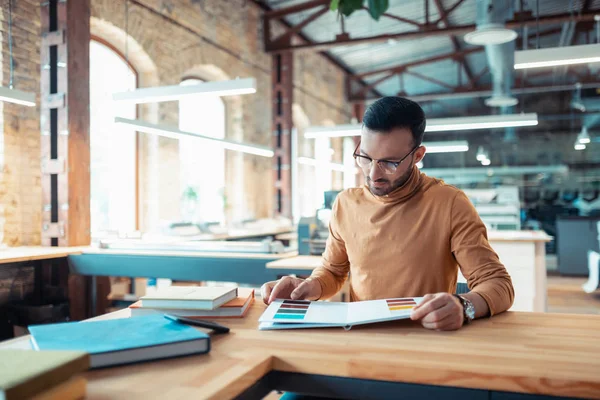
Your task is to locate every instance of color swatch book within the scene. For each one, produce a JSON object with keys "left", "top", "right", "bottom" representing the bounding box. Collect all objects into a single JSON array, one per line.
[
  {"left": 0, "top": 349, "right": 89, "bottom": 400},
  {"left": 258, "top": 297, "right": 424, "bottom": 330},
  {"left": 140, "top": 286, "right": 237, "bottom": 310},
  {"left": 130, "top": 288, "right": 255, "bottom": 318},
  {"left": 28, "top": 314, "right": 210, "bottom": 368}
]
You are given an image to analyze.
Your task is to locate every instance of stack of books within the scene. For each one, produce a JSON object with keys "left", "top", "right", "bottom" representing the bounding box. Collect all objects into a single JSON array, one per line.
[
  {"left": 0, "top": 350, "right": 89, "bottom": 400},
  {"left": 129, "top": 286, "right": 255, "bottom": 319}
]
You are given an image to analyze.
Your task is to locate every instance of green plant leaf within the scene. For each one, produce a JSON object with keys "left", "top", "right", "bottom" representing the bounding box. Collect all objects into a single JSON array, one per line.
[
  {"left": 339, "top": 0, "right": 364, "bottom": 17},
  {"left": 330, "top": 0, "right": 340, "bottom": 11},
  {"left": 367, "top": 0, "right": 389, "bottom": 20}
]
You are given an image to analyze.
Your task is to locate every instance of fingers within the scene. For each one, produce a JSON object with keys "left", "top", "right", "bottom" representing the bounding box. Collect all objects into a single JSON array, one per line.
[
  {"left": 290, "top": 279, "right": 316, "bottom": 300},
  {"left": 420, "top": 302, "right": 455, "bottom": 326},
  {"left": 260, "top": 282, "right": 275, "bottom": 305},
  {"left": 268, "top": 277, "right": 293, "bottom": 305},
  {"left": 411, "top": 293, "right": 464, "bottom": 331},
  {"left": 410, "top": 293, "right": 448, "bottom": 321},
  {"left": 421, "top": 311, "right": 461, "bottom": 331}
]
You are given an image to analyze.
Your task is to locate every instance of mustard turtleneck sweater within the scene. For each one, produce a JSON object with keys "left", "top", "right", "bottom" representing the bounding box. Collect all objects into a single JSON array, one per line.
[{"left": 309, "top": 165, "right": 515, "bottom": 316}]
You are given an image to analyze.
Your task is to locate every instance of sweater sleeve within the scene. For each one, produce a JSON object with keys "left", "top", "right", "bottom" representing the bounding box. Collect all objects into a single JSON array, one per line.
[
  {"left": 309, "top": 196, "right": 350, "bottom": 300},
  {"left": 450, "top": 191, "right": 515, "bottom": 316}
]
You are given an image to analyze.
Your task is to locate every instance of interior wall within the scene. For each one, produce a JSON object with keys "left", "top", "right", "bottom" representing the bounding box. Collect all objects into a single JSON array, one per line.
[
  {"left": 0, "top": 1, "right": 41, "bottom": 246},
  {"left": 0, "top": 0, "right": 352, "bottom": 243}
]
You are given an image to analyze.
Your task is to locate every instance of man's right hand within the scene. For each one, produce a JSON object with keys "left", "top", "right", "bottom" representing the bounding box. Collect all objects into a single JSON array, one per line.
[{"left": 260, "top": 276, "right": 322, "bottom": 305}]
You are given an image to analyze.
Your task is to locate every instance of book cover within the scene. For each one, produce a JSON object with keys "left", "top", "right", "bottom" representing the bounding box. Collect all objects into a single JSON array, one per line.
[
  {"left": 28, "top": 315, "right": 210, "bottom": 368},
  {"left": 130, "top": 288, "right": 254, "bottom": 318},
  {"left": 258, "top": 297, "right": 424, "bottom": 330},
  {"left": 0, "top": 350, "right": 89, "bottom": 400},
  {"left": 140, "top": 286, "right": 238, "bottom": 310}
]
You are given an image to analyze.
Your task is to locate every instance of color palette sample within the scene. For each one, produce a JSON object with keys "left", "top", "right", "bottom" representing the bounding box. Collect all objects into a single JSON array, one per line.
[
  {"left": 386, "top": 298, "right": 417, "bottom": 312},
  {"left": 274, "top": 300, "right": 311, "bottom": 320}
]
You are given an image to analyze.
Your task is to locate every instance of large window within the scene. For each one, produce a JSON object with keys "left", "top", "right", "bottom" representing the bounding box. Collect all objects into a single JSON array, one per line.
[
  {"left": 343, "top": 137, "right": 357, "bottom": 189},
  {"left": 89, "top": 40, "right": 137, "bottom": 237},
  {"left": 178, "top": 79, "right": 226, "bottom": 224}
]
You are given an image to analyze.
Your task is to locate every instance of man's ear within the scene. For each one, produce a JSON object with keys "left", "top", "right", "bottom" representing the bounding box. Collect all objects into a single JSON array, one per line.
[{"left": 414, "top": 146, "right": 426, "bottom": 164}]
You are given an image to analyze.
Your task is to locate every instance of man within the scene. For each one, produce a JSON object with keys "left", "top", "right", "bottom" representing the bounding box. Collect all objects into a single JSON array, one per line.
[{"left": 261, "top": 96, "right": 514, "bottom": 331}]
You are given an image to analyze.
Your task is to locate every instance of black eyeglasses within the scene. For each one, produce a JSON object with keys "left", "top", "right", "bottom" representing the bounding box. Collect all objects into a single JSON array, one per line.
[{"left": 353, "top": 141, "right": 419, "bottom": 175}]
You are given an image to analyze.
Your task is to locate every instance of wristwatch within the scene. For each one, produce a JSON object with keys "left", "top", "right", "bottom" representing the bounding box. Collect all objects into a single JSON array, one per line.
[{"left": 454, "top": 294, "right": 475, "bottom": 325}]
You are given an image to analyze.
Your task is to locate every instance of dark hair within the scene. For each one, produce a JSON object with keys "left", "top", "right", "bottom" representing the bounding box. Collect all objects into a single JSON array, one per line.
[{"left": 362, "top": 96, "right": 426, "bottom": 147}]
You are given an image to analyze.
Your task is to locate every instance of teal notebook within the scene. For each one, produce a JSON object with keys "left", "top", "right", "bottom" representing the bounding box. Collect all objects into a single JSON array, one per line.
[{"left": 28, "top": 315, "right": 210, "bottom": 369}]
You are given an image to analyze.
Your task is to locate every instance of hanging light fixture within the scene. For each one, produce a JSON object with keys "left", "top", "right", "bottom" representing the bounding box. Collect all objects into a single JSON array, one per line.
[
  {"left": 476, "top": 146, "right": 486, "bottom": 161},
  {"left": 115, "top": 117, "right": 274, "bottom": 157},
  {"left": 113, "top": 78, "right": 257, "bottom": 104},
  {"left": 304, "top": 114, "right": 538, "bottom": 138},
  {"left": 0, "top": 0, "right": 35, "bottom": 107},
  {"left": 577, "top": 126, "right": 591, "bottom": 144},
  {"left": 574, "top": 142, "right": 586, "bottom": 151}
]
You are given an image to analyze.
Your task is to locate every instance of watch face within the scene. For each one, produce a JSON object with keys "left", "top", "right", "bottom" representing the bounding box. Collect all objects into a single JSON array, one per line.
[{"left": 465, "top": 302, "right": 475, "bottom": 320}]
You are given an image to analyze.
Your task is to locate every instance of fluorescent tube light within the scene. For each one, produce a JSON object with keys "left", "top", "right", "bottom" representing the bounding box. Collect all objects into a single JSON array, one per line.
[
  {"left": 515, "top": 43, "right": 600, "bottom": 69},
  {"left": 304, "top": 124, "right": 363, "bottom": 139},
  {"left": 476, "top": 146, "right": 486, "bottom": 161},
  {"left": 297, "top": 157, "right": 354, "bottom": 173},
  {"left": 424, "top": 140, "right": 469, "bottom": 153},
  {"left": 305, "top": 114, "right": 538, "bottom": 138},
  {"left": 113, "top": 78, "right": 256, "bottom": 104},
  {"left": 481, "top": 158, "right": 491, "bottom": 166},
  {"left": 0, "top": 86, "right": 35, "bottom": 107},
  {"left": 574, "top": 143, "right": 586, "bottom": 150},
  {"left": 115, "top": 117, "right": 273, "bottom": 158},
  {"left": 426, "top": 114, "right": 538, "bottom": 132},
  {"left": 578, "top": 126, "right": 591, "bottom": 144}
]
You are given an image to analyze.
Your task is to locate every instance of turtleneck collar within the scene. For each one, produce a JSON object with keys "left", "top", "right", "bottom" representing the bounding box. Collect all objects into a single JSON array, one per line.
[{"left": 362, "top": 164, "right": 424, "bottom": 204}]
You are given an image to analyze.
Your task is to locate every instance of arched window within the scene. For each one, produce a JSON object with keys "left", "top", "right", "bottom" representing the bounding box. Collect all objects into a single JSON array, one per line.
[
  {"left": 89, "top": 40, "right": 137, "bottom": 237},
  {"left": 178, "top": 78, "right": 226, "bottom": 223}
]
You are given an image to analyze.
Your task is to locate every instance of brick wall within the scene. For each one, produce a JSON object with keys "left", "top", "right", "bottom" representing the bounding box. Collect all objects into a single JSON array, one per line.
[
  {"left": 92, "top": 0, "right": 351, "bottom": 225},
  {"left": 0, "top": 0, "right": 351, "bottom": 243},
  {"left": 0, "top": 0, "right": 41, "bottom": 246}
]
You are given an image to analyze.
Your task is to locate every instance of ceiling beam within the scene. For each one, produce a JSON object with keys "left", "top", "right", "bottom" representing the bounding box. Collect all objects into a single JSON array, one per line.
[
  {"left": 269, "top": 5, "right": 329, "bottom": 48},
  {"left": 361, "top": 6, "right": 422, "bottom": 28},
  {"left": 352, "top": 46, "right": 484, "bottom": 80},
  {"left": 266, "top": 11, "right": 600, "bottom": 53},
  {"left": 264, "top": 0, "right": 328, "bottom": 19},
  {"left": 350, "top": 80, "right": 600, "bottom": 102},
  {"left": 432, "top": 0, "right": 477, "bottom": 89},
  {"left": 404, "top": 70, "right": 455, "bottom": 90},
  {"left": 433, "top": 0, "right": 466, "bottom": 25},
  {"left": 252, "top": 0, "right": 385, "bottom": 98}
]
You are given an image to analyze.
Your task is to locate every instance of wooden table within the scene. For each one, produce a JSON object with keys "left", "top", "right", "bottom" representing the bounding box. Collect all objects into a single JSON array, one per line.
[
  {"left": 2, "top": 303, "right": 600, "bottom": 399},
  {"left": 0, "top": 246, "right": 87, "bottom": 264}
]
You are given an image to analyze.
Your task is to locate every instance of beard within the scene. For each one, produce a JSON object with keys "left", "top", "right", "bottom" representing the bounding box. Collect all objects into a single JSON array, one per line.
[{"left": 366, "top": 163, "right": 414, "bottom": 197}]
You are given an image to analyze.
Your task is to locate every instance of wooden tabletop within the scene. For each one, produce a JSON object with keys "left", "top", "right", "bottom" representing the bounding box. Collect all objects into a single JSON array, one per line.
[
  {"left": 3, "top": 303, "right": 600, "bottom": 399},
  {"left": 0, "top": 246, "right": 88, "bottom": 265}
]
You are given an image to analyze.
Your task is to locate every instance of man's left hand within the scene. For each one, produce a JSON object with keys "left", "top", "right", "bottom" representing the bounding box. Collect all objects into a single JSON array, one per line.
[{"left": 410, "top": 293, "right": 464, "bottom": 331}]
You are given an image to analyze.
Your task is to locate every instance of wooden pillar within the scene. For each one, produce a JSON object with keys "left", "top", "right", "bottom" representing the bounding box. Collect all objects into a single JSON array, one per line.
[
  {"left": 353, "top": 102, "right": 365, "bottom": 187},
  {"left": 272, "top": 52, "right": 294, "bottom": 219},
  {"left": 40, "top": 0, "right": 105, "bottom": 320}
]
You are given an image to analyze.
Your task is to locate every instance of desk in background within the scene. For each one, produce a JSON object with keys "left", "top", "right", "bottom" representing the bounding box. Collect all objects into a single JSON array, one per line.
[{"left": 1, "top": 302, "right": 599, "bottom": 399}]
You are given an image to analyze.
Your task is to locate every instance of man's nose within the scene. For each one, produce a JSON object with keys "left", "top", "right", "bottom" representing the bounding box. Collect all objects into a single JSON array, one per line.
[{"left": 369, "top": 162, "right": 384, "bottom": 181}]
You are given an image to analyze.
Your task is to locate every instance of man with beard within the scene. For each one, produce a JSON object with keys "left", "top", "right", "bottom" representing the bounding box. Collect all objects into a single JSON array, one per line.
[{"left": 261, "top": 96, "right": 514, "bottom": 331}]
